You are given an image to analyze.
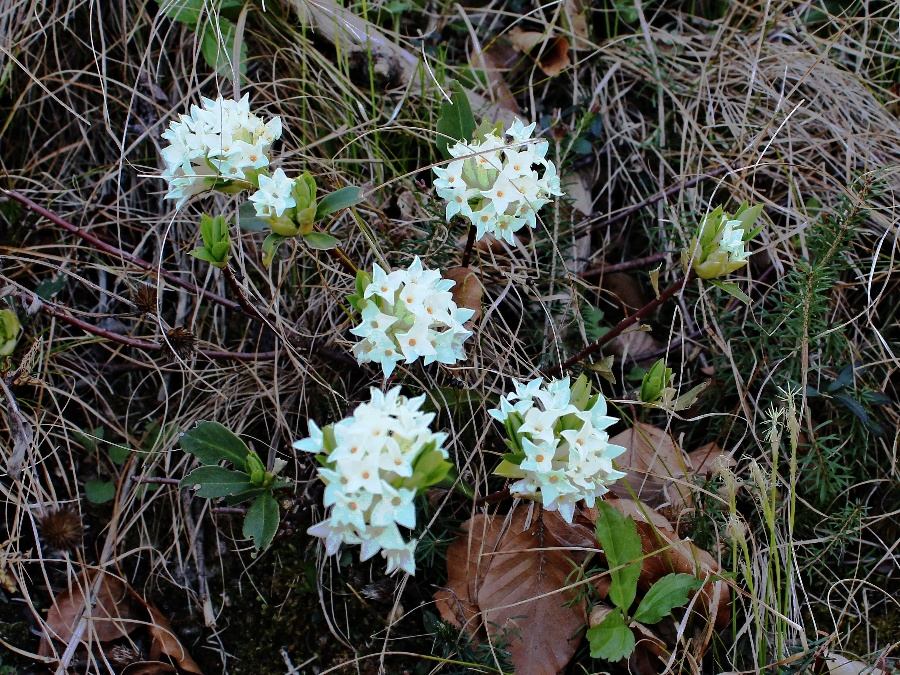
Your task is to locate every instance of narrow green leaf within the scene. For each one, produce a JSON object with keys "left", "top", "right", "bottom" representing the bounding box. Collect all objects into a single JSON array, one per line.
[
  {"left": 84, "top": 479, "right": 116, "bottom": 504},
  {"left": 315, "top": 186, "right": 362, "bottom": 219},
  {"left": 243, "top": 492, "right": 280, "bottom": 550},
  {"left": 436, "top": 81, "right": 475, "bottom": 157},
  {"left": 180, "top": 420, "right": 250, "bottom": 466},
  {"left": 189, "top": 247, "right": 217, "bottom": 264},
  {"left": 180, "top": 466, "right": 253, "bottom": 498},
  {"left": 302, "top": 232, "right": 340, "bottom": 251},
  {"left": 262, "top": 233, "right": 286, "bottom": 268},
  {"left": 711, "top": 280, "right": 751, "bottom": 305},
  {"left": 586, "top": 609, "right": 636, "bottom": 662},
  {"left": 595, "top": 501, "right": 642, "bottom": 611},
  {"left": 156, "top": 0, "right": 204, "bottom": 25},
  {"left": 632, "top": 573, "right": 703, "bottom": 624}
]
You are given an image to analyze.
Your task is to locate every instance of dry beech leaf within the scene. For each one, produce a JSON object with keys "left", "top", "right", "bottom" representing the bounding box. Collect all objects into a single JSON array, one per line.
[
  {"left": 562, "top": 170, "right": 593, "bottom": 216},
  {"left": 40, "top": 571, "right": 139, "bottom": 651},
  {"left": 436, "top": 508, "right": 587, "bottom": 675},
  {"left": 131, "top": 591, "right": 203, "bottom": 674},
  {"left": 470, "top": 44, "right": 520, "bottom": 113},
  {"left": 507, "top": 28, "right": 571, "bottom": 77},
  {"left": 563, "top": 0, "right": 589, "bottom": 46},
  {"left": 445, "top": 267, "right": 483, "bottom": 323},
  {"left": 609, "top": 423, "right": 692, "bottom": 511},
  {"left": 587, "top": 497, "right": 731, "bottom": 631},
  {"left": 687, "top": 442, "right": 733, "bottom": 478}
]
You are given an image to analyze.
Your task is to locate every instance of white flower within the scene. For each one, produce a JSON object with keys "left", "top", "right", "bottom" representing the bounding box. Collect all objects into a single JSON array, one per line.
[
  {"left": 434, "top": 118, "right": 564, "bottom": 244},
  {"left": 719, "top": 219, "right": 750, "bottom": 262},
  {"left": 160, "top": 94, "right": 282, "bottom": 208},
  {"left": 293, "top": 386, "right": 450, "bottom": 575},
  {"left": 351, "top": 257, "right": 475, "bottom": 377},
  {"left": 489, "top": 376, "right": 627, "bottom": 523},
  {"left": 249, "top": 168, "right": 296, "bottom": 218}
]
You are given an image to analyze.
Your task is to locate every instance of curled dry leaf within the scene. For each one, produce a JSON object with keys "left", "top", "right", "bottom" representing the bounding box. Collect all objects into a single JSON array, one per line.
[
  {"left": 38, "top": 569, "right": 202, "bottom": 673},
  {"left": 40, "top": 571, "right": 139, "bottom": 650},
  {"left": 436, "top": 507, "right": 587, "bottom": 675},
  {"left": 445, "top": 266, "right": 483, "bottom": 323},
  {"left": 507, "top": 28, "right": 571, "bottom": 77},
  {"left": 608, "top": 422, "right": 692, "bottom": 512}
]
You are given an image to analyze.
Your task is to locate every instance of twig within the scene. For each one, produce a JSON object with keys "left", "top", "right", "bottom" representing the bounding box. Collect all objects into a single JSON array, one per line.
[
  {"left": 474, "top": 486, "right": 509, "bottom": 507},
  {"left": 17, "top": 290, "right": 277, "bottom": 362},
  {"left": 137, "top": 477, "right": 181, "bottom": 485},
  {"left": 3, "top": 189, "right": 242, "bottom": 312},
  {"left": 581, "top": 252, "right": 668, "bottom": 278},
  {"left": 553, "top": 272, "right": 694, "bottom": 375},
  {"left": 222, "top": 264, "right": 272, "bottom": 327},
  {"left": 460, "top": 224, "right": 477, "bottom": 268}
]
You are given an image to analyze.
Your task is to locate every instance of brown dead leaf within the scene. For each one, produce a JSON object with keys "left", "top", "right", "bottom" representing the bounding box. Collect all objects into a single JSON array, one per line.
[
  {"left": 445, "top": 267, "right": 483, "bottom": 324},
  {"left": 470, "top": 43, "right": 520, "bottom": 113},
  {"left": 41, "top": 571, "right": 139, "bottom": 650},
  {"left": 122, "top": 663, "right": 177, "bottom": 675},
  {"left": 437, "top": 508, "right": 588, "bottom": 675},
  {"left": 563, "top": 0, "right": 590, "bottom": 47},
  {"left": 130, "top": 590, "right": 203, "bottom": 674},
  {"left": 609, "top": 423, "right": 692, "bottom": 511},
  {"left": 507, "top": 28, "right": 571, "bottom": 77},
  {"left": 687, "top": 442, "right": 733, "bottom": 478}
]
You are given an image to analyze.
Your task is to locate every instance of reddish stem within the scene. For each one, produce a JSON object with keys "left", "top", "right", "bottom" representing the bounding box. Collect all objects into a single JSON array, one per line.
[{"left": 553, "top": 272, "right": 694, "bottom": 375}]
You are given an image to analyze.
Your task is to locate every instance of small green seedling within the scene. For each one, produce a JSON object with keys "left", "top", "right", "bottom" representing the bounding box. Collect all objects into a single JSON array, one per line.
[
  {"left": 190, "top": 214, "right": 232, "bottom": 268},
  {"left": 587, "top": 501, "right": 704, "bottom": 662},
  {"left": 179, "top": 421, "right": 289, "bottom": 551}
]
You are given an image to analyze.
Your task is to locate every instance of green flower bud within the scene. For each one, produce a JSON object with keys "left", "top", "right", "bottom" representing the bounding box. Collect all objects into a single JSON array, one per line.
[
  {"left": 190, "top": 214, "right": 231, "bottom": 268},
  {"left": 681, "top": 202, "right": 763, "bottom": 279},
  {"left": 292, "top": 172, "right": 318, "bottom": 234},
  {"left": 246, "top": 452, "right": 267, "bottom": 486},
  {"left": 0, "top": 309, "right": 21, "bottom": 357},
  {"left": 268, "top": 216, "right": 301, "bottom": 237},
  {"left": 640, "top": 358, "right": 672, "bottom": 403}
]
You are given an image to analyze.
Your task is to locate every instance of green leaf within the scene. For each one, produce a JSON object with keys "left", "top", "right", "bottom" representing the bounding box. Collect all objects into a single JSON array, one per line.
[
  {"left": 632, "top": 573, "right": 703, "bottom": 624},
  {"left": 315, "top": 186, "right": 362, "bottom": 219},
  {"left": 493, "top": 458, "right": 525, "bottom": 479},
  {"left": 189, "top": 247, "right": 218, "bottom": 264},
  {"left": 586, "top": 609, "right": 636, "bottom": 662},
  {"left": 156, "top": 0, "right": 205, "bottom": 24},
  {"left": 243, "top": 492, "right": 280, "bottom": 550},
  {"left": 238, "top": 202, "right": 270, "bottom": 232},
  {"left": 35, "top": 275, "right": 66, "bottom": 300},
  {"left": 85, "top": 479, "right": 116, "bottom": 504},
  {"left": 710, "top": 280, "right": 751, "bottom": 305},
  {"left": 401, "top": 445, "right": 453, "bottom": 490},
  {"left": 200, "top": 16, "right": 246, "bottom": 82},
  {"left": 595, "top": 501, "right": 642, "bottom": 611},
  {"left": 108, "top": 444, "right": 130, "bottom": 466},
  {"left": 262, "top": 233, "right": 286, "bottom": 268},
  {"left": 180, "top": 420, "right": 251, "bottom": 466},
  {"left": 436, "top": 81, "right": 475, "bottom": 157},
  {"left": 180, "top": 466, "right": 253, "bottom": 498},
  {"left": 302, "top": 232, "right": 340, "bottom": 251}
]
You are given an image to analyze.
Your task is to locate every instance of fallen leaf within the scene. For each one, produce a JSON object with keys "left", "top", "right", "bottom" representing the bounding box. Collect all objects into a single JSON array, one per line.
[
  {"left": 41, "top": 571, "right": 139, "bottom": 649},
  {"left": 507, "top": 28, "right": 571, "bottom": 77},
  {"left": 563, "top": 0, "right": 589, "bottom": 47},
  {"left": 687, "top": 442, "right": 733, "bottom": 478},
  {"left": 122, "top": 663, "right": 177, "bottom": 675},
  {"left": 130, "top": 591, "right": 203, "bottom": 674},
  {"left": 445, "top": 267, "right": 483, "bottom": 323},
  {"left": 609, "top": 423, "right": 692, "bottom": 511},
  {"left": 436, "top": 508, "right": 588, "bottom": 675},
  {"left": 562, "top": 171, "right": 593, "bottom": 216},
  {"left": 470, "top": 43, "right": 519, "bottom": 113}
]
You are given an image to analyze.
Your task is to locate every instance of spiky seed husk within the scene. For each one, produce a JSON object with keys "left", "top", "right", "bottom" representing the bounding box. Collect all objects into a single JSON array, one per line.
[
  {"left": 37, "top": 508, "right": 83, "bottom": 551},
  {"left": 166, "top": 326, "right": 196, "bottom": 359}
]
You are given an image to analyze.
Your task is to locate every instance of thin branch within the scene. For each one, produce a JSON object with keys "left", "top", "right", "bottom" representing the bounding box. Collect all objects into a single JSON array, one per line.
[
  {"left": 581, "top": 252, "right": 668, "bottom": 278},
  {"left": 460, "top": 224, "right": 477, "bottom": 268},
  {"left": 3, "top": 189, "right": 241, "bottom": 312},
  {"left": 553, "top": 271, "right": 694, "bottom": 375}
]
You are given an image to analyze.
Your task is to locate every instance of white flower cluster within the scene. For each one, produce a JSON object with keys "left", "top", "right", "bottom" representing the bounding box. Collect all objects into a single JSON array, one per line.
[
  {"left": 293, "top": 387, "right": 448, "bottom": 575},
  {"left": 718, "top": 219, "right": 750, "bottom": 262},
  {"left": 433, "top": 119, "right": 564, "bottom": 244},
  {"left": 351, "top": 257, "right": 474, "bottom": 377},
  {"left": 489, "top": 377, "right": 626, "bottom": 522},
  {"left": 161, "top": 94, "right": 282, "bottom": 208}
]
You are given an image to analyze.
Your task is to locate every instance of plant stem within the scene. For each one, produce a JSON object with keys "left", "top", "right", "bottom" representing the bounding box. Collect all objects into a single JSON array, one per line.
[
  {"left": 4, "top": 189, "right": 241, "bottom": 312},
  {"left": 460, "top": 224, "right": 477, "bottom": 268},
  {"left": 581, "top": 252, "right": 668, "bottom": 278},
  {"left": 553, "top": 271, "right": 693, "bottom": 375},
  {"left": 222, "top": 264, "right": 272, "bottom": 327}
]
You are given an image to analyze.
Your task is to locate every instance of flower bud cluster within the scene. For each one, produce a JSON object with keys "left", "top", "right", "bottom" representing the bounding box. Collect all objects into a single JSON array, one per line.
[
  {"left": 293, "top": 387, "right": 451, "bottom": 575},
  {"left": 433, "top": 119, "right": 564, "bottom": 244},
  {"left": 351, "top": 257, "right": 475, "bottom": 377},
  {"left": 161, "top": 94, "right": 282, "bottom": 208},
  {"left": 489, "top": 375, "right": 626, "bottom": 522},
  {"left": 681, "top": 202, "right": 763, "bottom": 279}
]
